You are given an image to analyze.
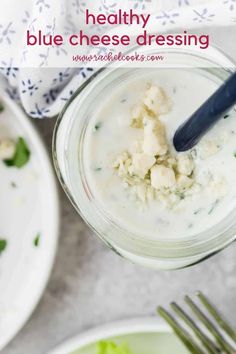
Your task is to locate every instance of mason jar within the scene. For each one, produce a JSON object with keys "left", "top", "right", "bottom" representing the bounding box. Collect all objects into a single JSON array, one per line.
[{"left": 53, "top": 45, "right": 236, "bottom": 269}]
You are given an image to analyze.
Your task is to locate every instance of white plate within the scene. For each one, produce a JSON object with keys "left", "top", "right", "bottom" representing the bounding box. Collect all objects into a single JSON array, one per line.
[
  {"left": 0, "top": 81, "right": 59, "bottom": 350},
  {"left": 48, "top": 317, "right": 188, "bottom": 354}
]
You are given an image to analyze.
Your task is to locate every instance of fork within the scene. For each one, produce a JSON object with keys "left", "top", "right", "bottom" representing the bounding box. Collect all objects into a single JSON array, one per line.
[{"left": 157, "top": 291, "right": 236, "bottom": 354}]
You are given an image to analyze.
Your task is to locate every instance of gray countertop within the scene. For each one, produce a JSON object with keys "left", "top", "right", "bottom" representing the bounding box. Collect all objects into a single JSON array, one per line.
[{"left": 3, "top": 27, "right": 236, "bottom": 354}]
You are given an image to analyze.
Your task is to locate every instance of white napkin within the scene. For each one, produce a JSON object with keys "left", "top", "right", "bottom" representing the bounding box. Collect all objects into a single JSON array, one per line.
[{"left": 0, "top": 0, "right": 235, "bottom": 118}]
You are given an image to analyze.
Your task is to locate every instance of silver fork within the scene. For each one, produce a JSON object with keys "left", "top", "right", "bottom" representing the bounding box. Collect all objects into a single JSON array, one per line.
[{"left": 158, "top": 291, "right": 236, "bottom": 354}]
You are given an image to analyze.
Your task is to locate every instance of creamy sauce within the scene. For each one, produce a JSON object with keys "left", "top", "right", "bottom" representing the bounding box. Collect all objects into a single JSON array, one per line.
[{"left": 84, "top": 69, "right": 236, "bottom": 239}]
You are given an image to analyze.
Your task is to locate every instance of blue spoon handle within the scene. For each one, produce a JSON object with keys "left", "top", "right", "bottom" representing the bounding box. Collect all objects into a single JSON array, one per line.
[{"left": 173, "top": 71, "right": 236, "bottom": 152}]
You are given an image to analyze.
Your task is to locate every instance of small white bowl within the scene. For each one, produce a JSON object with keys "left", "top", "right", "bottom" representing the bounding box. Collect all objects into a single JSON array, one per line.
[{"left": 48, "top": 317, "right": 188, "bottom": 354}]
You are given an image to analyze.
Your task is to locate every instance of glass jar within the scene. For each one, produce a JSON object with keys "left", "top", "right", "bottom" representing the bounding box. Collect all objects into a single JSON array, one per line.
[{"left": 53, "top": 46, "right": 236, "bottom": 269}]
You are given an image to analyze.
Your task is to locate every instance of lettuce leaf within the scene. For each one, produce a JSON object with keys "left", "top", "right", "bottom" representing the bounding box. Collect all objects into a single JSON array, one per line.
[
  {"left": 96, "top": 341, "right": 132, "bottom": 354},
  {"left": 4, "top": 137, "right": 30, "bottom": 168}
]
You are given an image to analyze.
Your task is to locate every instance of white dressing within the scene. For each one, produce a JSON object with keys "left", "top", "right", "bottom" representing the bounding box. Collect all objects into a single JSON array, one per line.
[{"left": 84, "top": 69, "right": 236, "bottom": 240}]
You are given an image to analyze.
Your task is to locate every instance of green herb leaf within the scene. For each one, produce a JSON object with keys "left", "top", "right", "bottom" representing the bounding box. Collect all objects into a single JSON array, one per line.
[
  {"left": 234, "top": 152, "right": 236, "bottom": 158},
  {"left": 34, "top": 233, "right": 40, "bottom": 247},
  {"left": 97, "top": 341, "right": 131, "bottom": 354},
  {"left": 194, "top": 208, "right": 202, "bottom": 215},
  {"left": 175, "top": 191, "right": 185, "bottom": 200},
  {"left": 4, "top": 137, "right": 30, "bottom": 168},
  {"left": 0, "top": 102, "right": 4, "bottom": 113},
  {"left": 94, "top": 122, "right": 102, "bottom": 131},
  {"left": 208, "top": 199, "right": 220, "bottom": 215},
  {"left": 0, "top": 239, "right": 7, "bottom": 252}
]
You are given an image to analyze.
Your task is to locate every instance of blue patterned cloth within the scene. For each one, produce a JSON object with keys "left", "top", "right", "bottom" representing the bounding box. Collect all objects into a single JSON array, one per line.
[{"left": 0, "top": 0, "right": 235, "bottom": 117}]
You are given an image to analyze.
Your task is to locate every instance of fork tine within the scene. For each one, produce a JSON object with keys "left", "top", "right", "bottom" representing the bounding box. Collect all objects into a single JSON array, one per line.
[
  {"left": 185, "top": 295, "right": 234, "bottom": 354},
  {"left": 157, "top": 306, "right": 206, "bottom": 354},
  {"left": 197, "top": 291, "right": 236, "bottom": 343},
  {"left": 171, "top": 302, "right": 220, "bottom": 354}
]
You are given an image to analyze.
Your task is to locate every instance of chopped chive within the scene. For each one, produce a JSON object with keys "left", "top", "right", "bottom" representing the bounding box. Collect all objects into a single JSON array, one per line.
[
  {"left": 34, "top": 233, "right": 40, "bottom": 247},
  {"left": 0, "top": 102, "right": 4, "bottom": 113},
  {"left": 234, "top": 152, "right": 236, "bottom": 158},
  {"left": 120, "top": 98, "right": 127, "bottom": 103},
  {"left": 94, "top": 122, "right": 102, "bottom": 131},
  {"left": 0, "top": 239, "right": 7, "bottom": 252},
  {"left": 176, "top": 191, "right": 185, "bottom": 200},
  {"left": 224, "top": 114, "right": 230, "bottom": 119},
  {"left": 94, "top": 167, "right": 102, "bottom": 172},
  {"left": 173, "top": 87, "right": 177, "bottom": 94},
  {"left": 11, "top": 182, "right": 17, "bottom": 188},
  {"left": 208, "top": 199, "right": 220, "bottom": 215},
  {"left": 194, "top": 208, "right": 202, "bottom": 215}
]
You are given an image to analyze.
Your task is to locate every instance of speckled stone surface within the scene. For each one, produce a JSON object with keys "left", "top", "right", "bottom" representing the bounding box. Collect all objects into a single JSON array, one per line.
[{"left": 3, "top": 27, "right": 236, "bottom": 354}]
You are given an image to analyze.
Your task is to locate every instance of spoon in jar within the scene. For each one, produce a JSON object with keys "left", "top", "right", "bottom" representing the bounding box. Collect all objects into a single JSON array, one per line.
[{"left": 173, "top": 71, "right": 236, "bottom": 152}]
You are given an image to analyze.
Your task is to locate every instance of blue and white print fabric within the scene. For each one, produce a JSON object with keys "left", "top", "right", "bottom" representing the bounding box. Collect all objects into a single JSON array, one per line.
[{"left": 0, "top": 0, "right": 235, "bottom": 118}]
